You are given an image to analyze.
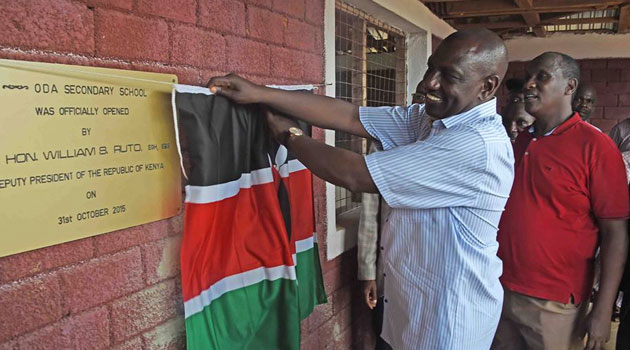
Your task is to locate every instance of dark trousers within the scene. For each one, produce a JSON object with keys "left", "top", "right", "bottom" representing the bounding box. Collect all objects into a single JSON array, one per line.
[
  {"left": 374, "top": 297, "right": 393, "bottom": 350},
  {"left": 618, "top": 295, "right": 629, "bottom": 350}
]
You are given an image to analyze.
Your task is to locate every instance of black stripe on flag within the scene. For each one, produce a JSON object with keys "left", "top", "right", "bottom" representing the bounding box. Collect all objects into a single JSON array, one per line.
[{"left": 176, "top": 93, "right": 272, "bottom": 186}]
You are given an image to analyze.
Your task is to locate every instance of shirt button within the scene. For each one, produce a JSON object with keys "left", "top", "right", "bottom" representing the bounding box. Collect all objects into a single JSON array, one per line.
[
  {"left": 525, "top": 152, "right": 529, "bottom": 155},
  {"left": 383, "top": 273, "right": 386, "bottom": 277},
  {"left": 384, "top": 299, "right": 388, "bottom": 303},
  {"left": 533, "top": 138, "right": 537, "bottom": 141},
  {"left": 380, "top": 246, "right": 384, "bottom": 251}
]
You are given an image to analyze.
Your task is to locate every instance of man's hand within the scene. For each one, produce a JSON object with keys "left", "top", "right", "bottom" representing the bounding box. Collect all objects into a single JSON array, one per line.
[
  {"left": 583, "top": 309, "right": 611, "bottom": 350},
  {"left": 264, "top": 109, "right": 299, "bottom": 145},
  {"left": 584, "top": 218, "right": 628, "bottom": 350},
  {"left": 361, "top": 280, "right": 378, "bottom": 309},
  {"left": 207, "top": 73, "right": 265, "bottom": 104}
]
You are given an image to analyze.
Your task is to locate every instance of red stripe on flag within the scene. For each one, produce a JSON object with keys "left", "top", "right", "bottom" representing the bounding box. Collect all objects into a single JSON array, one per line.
[
  {"left": 181, "top": 181, "right": 294, "bottom": 301},
  {"left": 284, "top": 169, "right": 315, "bottom": 243}
]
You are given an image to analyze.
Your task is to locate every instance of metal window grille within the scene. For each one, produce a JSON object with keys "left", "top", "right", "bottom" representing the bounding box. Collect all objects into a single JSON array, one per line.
[{"left": 335, "top": 1, "right": 406, "bottom": 215}]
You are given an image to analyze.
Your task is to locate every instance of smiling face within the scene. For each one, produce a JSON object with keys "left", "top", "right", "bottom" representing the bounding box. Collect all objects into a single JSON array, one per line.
[
  {"left": 572, "top": 84, "right": 597, "bottom": 121},
  {"left": 523, "top": 54, "right": 577, "bottom": 120},
  {"left": 412, "top": 81, "right": 426, "bottom": 104},
  {"left": 420, "top": 41, "right": 487, "bottom": 119}
]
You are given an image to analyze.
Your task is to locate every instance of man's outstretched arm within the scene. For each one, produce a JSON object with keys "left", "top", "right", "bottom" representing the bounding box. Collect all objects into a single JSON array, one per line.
[
  {"left": 266, "top": 109, "right": 377, "bottom": 193},
  {"left": 208, "top": 74, "right": 371, "bottom": 138}
]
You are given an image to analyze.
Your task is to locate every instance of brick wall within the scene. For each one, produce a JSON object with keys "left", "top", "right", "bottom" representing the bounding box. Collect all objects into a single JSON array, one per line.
[
  {"left": 497, "top": 58, "right": 630, "bottom": 133},
  {"left": 0, "top": 1, "right": 367, "bottom": 350}
]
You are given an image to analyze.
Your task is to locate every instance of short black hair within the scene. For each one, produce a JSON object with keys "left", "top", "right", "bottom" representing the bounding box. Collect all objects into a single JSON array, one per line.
[
  {"left": 505, "top": 78, "right": 524, "bottom": 93},
  {"left": 540, "top": 52, "right": 580, "bottom": 82}
]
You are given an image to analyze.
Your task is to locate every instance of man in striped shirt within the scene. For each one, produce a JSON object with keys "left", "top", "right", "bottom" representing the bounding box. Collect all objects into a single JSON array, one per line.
[
  {"left": 209, "top": 28, "right": 513, "bottom": 349},
  {"left": 359, "top": 80, "right": 424, "bottom": 349}
]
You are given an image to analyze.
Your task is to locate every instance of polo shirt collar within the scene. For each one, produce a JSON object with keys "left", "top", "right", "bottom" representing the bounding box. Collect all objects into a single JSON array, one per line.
[
  {"left": 528, "top": 125, "right": 556, "bottom": 136},
  {"left": 435, "top": 98, "right": 498, "bottom": 129},
  {"left": 529, "top": 112, "right": 581, "bottom": 137}
]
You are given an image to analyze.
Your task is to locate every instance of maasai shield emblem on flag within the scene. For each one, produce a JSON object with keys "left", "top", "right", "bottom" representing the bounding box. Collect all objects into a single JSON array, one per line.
[{"left": 173, "top": 85, "right": 326, "bottom": 349}]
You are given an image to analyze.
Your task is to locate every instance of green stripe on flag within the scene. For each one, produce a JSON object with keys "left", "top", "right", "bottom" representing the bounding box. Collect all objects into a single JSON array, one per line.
[
  {"left": 296, "top": 243, "right": 328, "bottom": 320},
  {"left": 185, "top": 279, "right": 300, "bottom": 350}
]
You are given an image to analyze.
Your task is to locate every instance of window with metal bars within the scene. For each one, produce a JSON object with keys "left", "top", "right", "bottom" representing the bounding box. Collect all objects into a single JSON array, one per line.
[{"left": 334, "top": 2, "right": 406, "bottom": 215}]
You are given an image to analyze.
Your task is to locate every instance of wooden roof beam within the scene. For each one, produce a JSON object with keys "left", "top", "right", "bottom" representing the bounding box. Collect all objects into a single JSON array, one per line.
[
  {"left": 441, "top": 0, "right": 625, "bottom": 18},
  {"left": 453, "top": 21, "right": 525, "bottom": 30},
  {"left": 515, "top": 0, "right": 540, "bottom": 25},
  {"left": 452, "top": 16, "right": 619, "bottom": 30},
  {"left": 531, "top": 26, "right": 547, "bottom": 36},
  {"left": 514, "top": 0, "right": 546, "bottom": 37}
]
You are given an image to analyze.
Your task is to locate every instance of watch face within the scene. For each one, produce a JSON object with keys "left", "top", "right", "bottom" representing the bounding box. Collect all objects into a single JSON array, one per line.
[{"left": 289, "top": 127, "right": 304, "bottom": 136}]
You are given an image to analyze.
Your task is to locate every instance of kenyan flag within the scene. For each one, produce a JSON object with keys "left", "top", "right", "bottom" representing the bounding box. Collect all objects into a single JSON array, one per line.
[
  {"left": 174, "top": 85, "right": 326, "bottom": 349},
  {"left": 274, "top": 145, "right": 327, "bottom": 319}
]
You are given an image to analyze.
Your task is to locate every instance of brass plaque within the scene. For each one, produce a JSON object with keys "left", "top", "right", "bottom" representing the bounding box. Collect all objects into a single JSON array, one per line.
[{"left": 0, "top": 59, "right": 182, "bottom": 257}]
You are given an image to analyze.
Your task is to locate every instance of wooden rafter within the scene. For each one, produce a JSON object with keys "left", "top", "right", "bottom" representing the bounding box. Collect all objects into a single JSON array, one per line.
[
  {"left": 452, "top": 16, "right": 619, "bottom": 30},
  {"left": 514, "top": 0, "right": 546, "bottom": 37},
  {"left": 422, "top": 0, "right": 630, "bottom": 38},
  {"left": 438, "top": 0, "right": 625, "bottom": 18}
]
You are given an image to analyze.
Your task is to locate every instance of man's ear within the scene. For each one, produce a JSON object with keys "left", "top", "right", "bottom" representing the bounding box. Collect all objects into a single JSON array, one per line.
[
  {"left": 479, "top": 75, "right": 500, "bottom": 100},
  {"left": 566, "top": 78, "right": 578, "bottom": 96}
]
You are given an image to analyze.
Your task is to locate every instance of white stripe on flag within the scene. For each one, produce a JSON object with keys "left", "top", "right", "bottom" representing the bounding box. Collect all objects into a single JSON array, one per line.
[
  {"left": 266, "top": 84, "right": 314, "bottom": 91},
  {"left": 184, "top": 265, "right": 297, "bottom": 318},
  {"left": 171, "top": 87, "right": 188, "bottom": 180},
  {"left": 278, "top": 159, "right": 308, "bottom": 178},
  {"left": 173, "top": 83, "right": 313, "bottom": 96},
  {"left": 185, "top": 167, "right": 274, "bottom": 204},
  {"left": 292, "top": 235, "right": 316, "bottom": 266},
  {"left": 295, "top": 236, "right": 314, "bottom": 253},
  {"left": 174, "top": 84, "right": 213, "bottom": 95},
  {"left": 289, "top": 159, "right": 307, "bottom": 173}
]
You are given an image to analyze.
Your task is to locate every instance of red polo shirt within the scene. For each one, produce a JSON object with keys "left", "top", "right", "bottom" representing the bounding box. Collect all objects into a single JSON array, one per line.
[{"left": 498, "top": 113, "right": 629, "bottom": 304}]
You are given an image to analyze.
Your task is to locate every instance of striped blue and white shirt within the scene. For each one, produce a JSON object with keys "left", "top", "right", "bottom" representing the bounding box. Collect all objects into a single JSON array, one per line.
[{"left": 361, "top": 99, "right": 514, "bottom": 350}]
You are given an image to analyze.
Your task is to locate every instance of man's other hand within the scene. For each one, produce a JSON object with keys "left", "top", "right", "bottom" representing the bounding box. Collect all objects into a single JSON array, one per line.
[
  {"left": 207, "top": 73, "right": 264, "bottom": 104},
  {"left": 264, "top": 109, "right": 299, "bottom": 145},
  {"left": 362, "top": 280, "right": 378, "bottom": 309},
  {"left": 582, "top": 310, "right": 610, "bottom": 350}
]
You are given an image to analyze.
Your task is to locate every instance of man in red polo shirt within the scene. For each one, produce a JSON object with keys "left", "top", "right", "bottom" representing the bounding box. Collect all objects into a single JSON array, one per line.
[{"left": 493, "top": 52, "right": 629, "bottom": 350}]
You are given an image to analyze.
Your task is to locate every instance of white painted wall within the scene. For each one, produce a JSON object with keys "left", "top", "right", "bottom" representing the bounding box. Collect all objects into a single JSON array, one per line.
[
  {"left": 323, "top": 0, "right": 344, "bottom": 260},
  {"left": 407, "top": 32, "right": 429, "bottom": 102},
  {"left": 505, "top": 33, "right": 630, "bottom": 62}
]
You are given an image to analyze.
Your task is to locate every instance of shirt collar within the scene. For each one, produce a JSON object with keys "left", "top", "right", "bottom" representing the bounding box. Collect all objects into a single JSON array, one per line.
[
  {"left": 529, "top": 112, "right": 581, "bottom": 137},
  {"left": 528, "top": 125, "right": 556, "bottom": 136},
  {"left": 435, "top": 98, "right": 498, "bottom": 129}
]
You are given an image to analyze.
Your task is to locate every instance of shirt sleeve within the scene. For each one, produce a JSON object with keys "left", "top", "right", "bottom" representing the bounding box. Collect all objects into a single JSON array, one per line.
[
  {"left": 590, "top": 140, "right": 630, "bottom": 219},
  {"left": 357, "top": 143, "right": 380, "bottom": 280},
  {"left": 357, "top": 191, "right": 379, "bottom": 280},
  {"left": 365, "top": 125, "right": 487, "bottom": 209},
  {"left": 359, "top": 104, "right": 427, "bottom": 150}
]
